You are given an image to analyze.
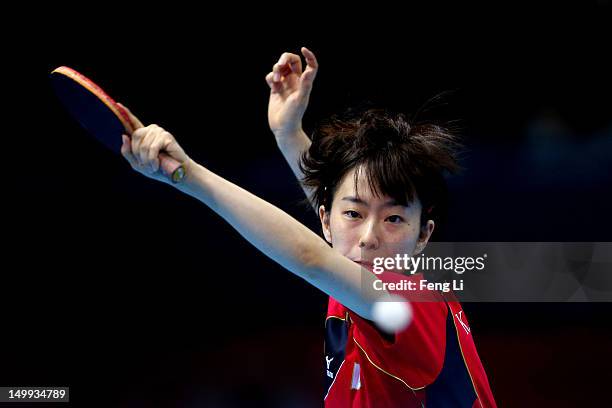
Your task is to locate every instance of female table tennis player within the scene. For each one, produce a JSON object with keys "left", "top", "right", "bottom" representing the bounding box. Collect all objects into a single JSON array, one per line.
[{"left": 119, "top": 48, "right": 496, "bottom": 407}]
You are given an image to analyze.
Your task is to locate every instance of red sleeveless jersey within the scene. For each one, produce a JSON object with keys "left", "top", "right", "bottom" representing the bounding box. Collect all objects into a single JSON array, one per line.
[{"left": 323, "top": 271, "right": 496, "bottom": 407}]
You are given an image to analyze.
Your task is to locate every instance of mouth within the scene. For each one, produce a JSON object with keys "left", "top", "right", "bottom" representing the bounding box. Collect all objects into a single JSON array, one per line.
[{"left": 353, "top": 260, "right": 374, "bottom": 272}]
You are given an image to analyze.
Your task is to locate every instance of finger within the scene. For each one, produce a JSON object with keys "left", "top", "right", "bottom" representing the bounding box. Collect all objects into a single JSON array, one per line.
[
  {"left": 272, "top": 63, "right": 292, "bottom": 82},
  {"left": 137, "top": 126, "right": 159, "bottom": 169},
  {"left": 150, "top": 131, "right": 180, "bottom": 174},
  {"left": 117, "top": 102, "right": 145, "bottom": 131},
  {"left": 282, "top": 52, "right": 303, "bottom": 90},
  {"left": 278, "top": 52, "right": 303, "bottom": 76},
  {"left": 131, "top": 124, "right": 157, "bottom": 151},
  {"left": 265, "top": 71, "right": 274, "bottom": 87},
  {"left": 158, "top": 131, "right": 178, "bottom": 158},
  {"left": 147, "top": 131, "right": 167, "bottom": 173},
  {"left": 131, "top": 126, "right": 149, "bottom": 165},
  {"left": 120, "top": 134, "right": 138, "bottom": 168},
  {"left": 301, "top": 47, "right": 319, "bottom": 70},
  {"left": 299, "top": 47, "right": 319, "bottom": 96},
  {"left": 265, "top": 72, "right": 283, "bottom": 94},
  {"left": 272, "top": 52, "right": 300, "bottom": 81}
]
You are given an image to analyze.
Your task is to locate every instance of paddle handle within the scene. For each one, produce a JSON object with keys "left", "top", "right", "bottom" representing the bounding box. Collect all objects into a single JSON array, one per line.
[{"left": 159, "top": 153, "right": 186, "bottom": 183}]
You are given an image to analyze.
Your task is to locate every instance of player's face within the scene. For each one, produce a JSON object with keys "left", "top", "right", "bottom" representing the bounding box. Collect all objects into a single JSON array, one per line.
[{"left": 319, "top": 167, "right": 434, "bottom": 273}]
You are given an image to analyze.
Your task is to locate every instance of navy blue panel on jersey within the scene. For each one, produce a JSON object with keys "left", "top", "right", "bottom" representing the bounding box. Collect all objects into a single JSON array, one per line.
[
  {"left": 324, "top": 317, "right": 349, "bottom": 397},
  {"left": 425, "top": 309, "right": 477, "bottom": 407}
]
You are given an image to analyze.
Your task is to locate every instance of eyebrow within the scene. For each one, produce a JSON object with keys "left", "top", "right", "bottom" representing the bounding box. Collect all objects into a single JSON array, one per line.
[{"left": 340, "top": 196, "right": 406, "bottom": 208}]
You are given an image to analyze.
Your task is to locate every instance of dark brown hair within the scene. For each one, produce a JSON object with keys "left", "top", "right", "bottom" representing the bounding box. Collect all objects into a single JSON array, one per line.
[{"left": 299, "top": 108, "right": 461, "bottom": 228}]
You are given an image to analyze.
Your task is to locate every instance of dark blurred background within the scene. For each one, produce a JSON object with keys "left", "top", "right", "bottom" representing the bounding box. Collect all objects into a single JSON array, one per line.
[{"left": 2, "top": 2, "right": 612, "bottom": 407}]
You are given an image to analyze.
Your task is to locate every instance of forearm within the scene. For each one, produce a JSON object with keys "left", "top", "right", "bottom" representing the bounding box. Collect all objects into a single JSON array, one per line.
[
  {"left": 275, "top": 129, "right": 315, "bottom": 210},
  {"left": 174, "top": 160, "right": 380, "bottom": 318}
]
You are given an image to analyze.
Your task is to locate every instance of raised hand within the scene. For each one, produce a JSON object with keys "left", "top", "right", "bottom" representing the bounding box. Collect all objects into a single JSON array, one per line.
[{"left": 266, "top": 47, "right": 319, "bottom": 139}]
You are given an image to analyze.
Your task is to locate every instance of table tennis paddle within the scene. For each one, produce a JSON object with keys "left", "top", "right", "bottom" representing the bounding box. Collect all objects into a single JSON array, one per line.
[{"left": 50, "top": 66, "right": 185, "bottom": 183}]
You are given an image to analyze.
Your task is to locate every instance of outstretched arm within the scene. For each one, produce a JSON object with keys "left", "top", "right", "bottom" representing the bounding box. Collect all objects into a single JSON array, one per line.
[
  {"left": 118, "top": 105, "right": 383, "bottom": 320},
  {"left": 266, "top": 47, "right": 317, "bottom": 211}
]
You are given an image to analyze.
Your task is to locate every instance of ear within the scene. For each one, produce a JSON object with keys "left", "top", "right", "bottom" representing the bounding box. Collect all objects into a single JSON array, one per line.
[
  {"left": 414, "top": 220, "right": 435, "bottom": 255},
  {"left": 319, "top": 205, "right": 332, "bottom": 244}
]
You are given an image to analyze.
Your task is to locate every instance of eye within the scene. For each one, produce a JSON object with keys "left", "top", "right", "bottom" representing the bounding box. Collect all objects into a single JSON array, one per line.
[
  {"left": 343, "top": 210, "right": 361, "bottom": 219},
  {"left": 386, "top": 215, "right": 405, "bottom": 224}
]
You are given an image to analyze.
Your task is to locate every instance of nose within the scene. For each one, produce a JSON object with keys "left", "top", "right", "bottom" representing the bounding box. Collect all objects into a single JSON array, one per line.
[{"left": 358, "top": 219, "right": 380, "bottom": 250}]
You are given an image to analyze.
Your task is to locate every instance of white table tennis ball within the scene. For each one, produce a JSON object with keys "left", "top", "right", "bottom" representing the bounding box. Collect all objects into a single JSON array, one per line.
[{"left": 372, "top": 295, "right": 413, "bottom": 334}]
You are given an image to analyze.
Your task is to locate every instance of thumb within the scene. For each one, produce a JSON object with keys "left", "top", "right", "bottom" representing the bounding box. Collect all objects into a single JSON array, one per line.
[{"left": 116, "top": 102, "right": 145, "bottom": 131}]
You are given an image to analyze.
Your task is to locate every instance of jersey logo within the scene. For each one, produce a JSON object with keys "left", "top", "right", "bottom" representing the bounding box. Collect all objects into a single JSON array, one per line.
[
  {"left": 454, "top": 310, "right": 471, "bottom": 334},
  {"left": 326, "top": 356, "right": 335, "bottom": 378}
]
